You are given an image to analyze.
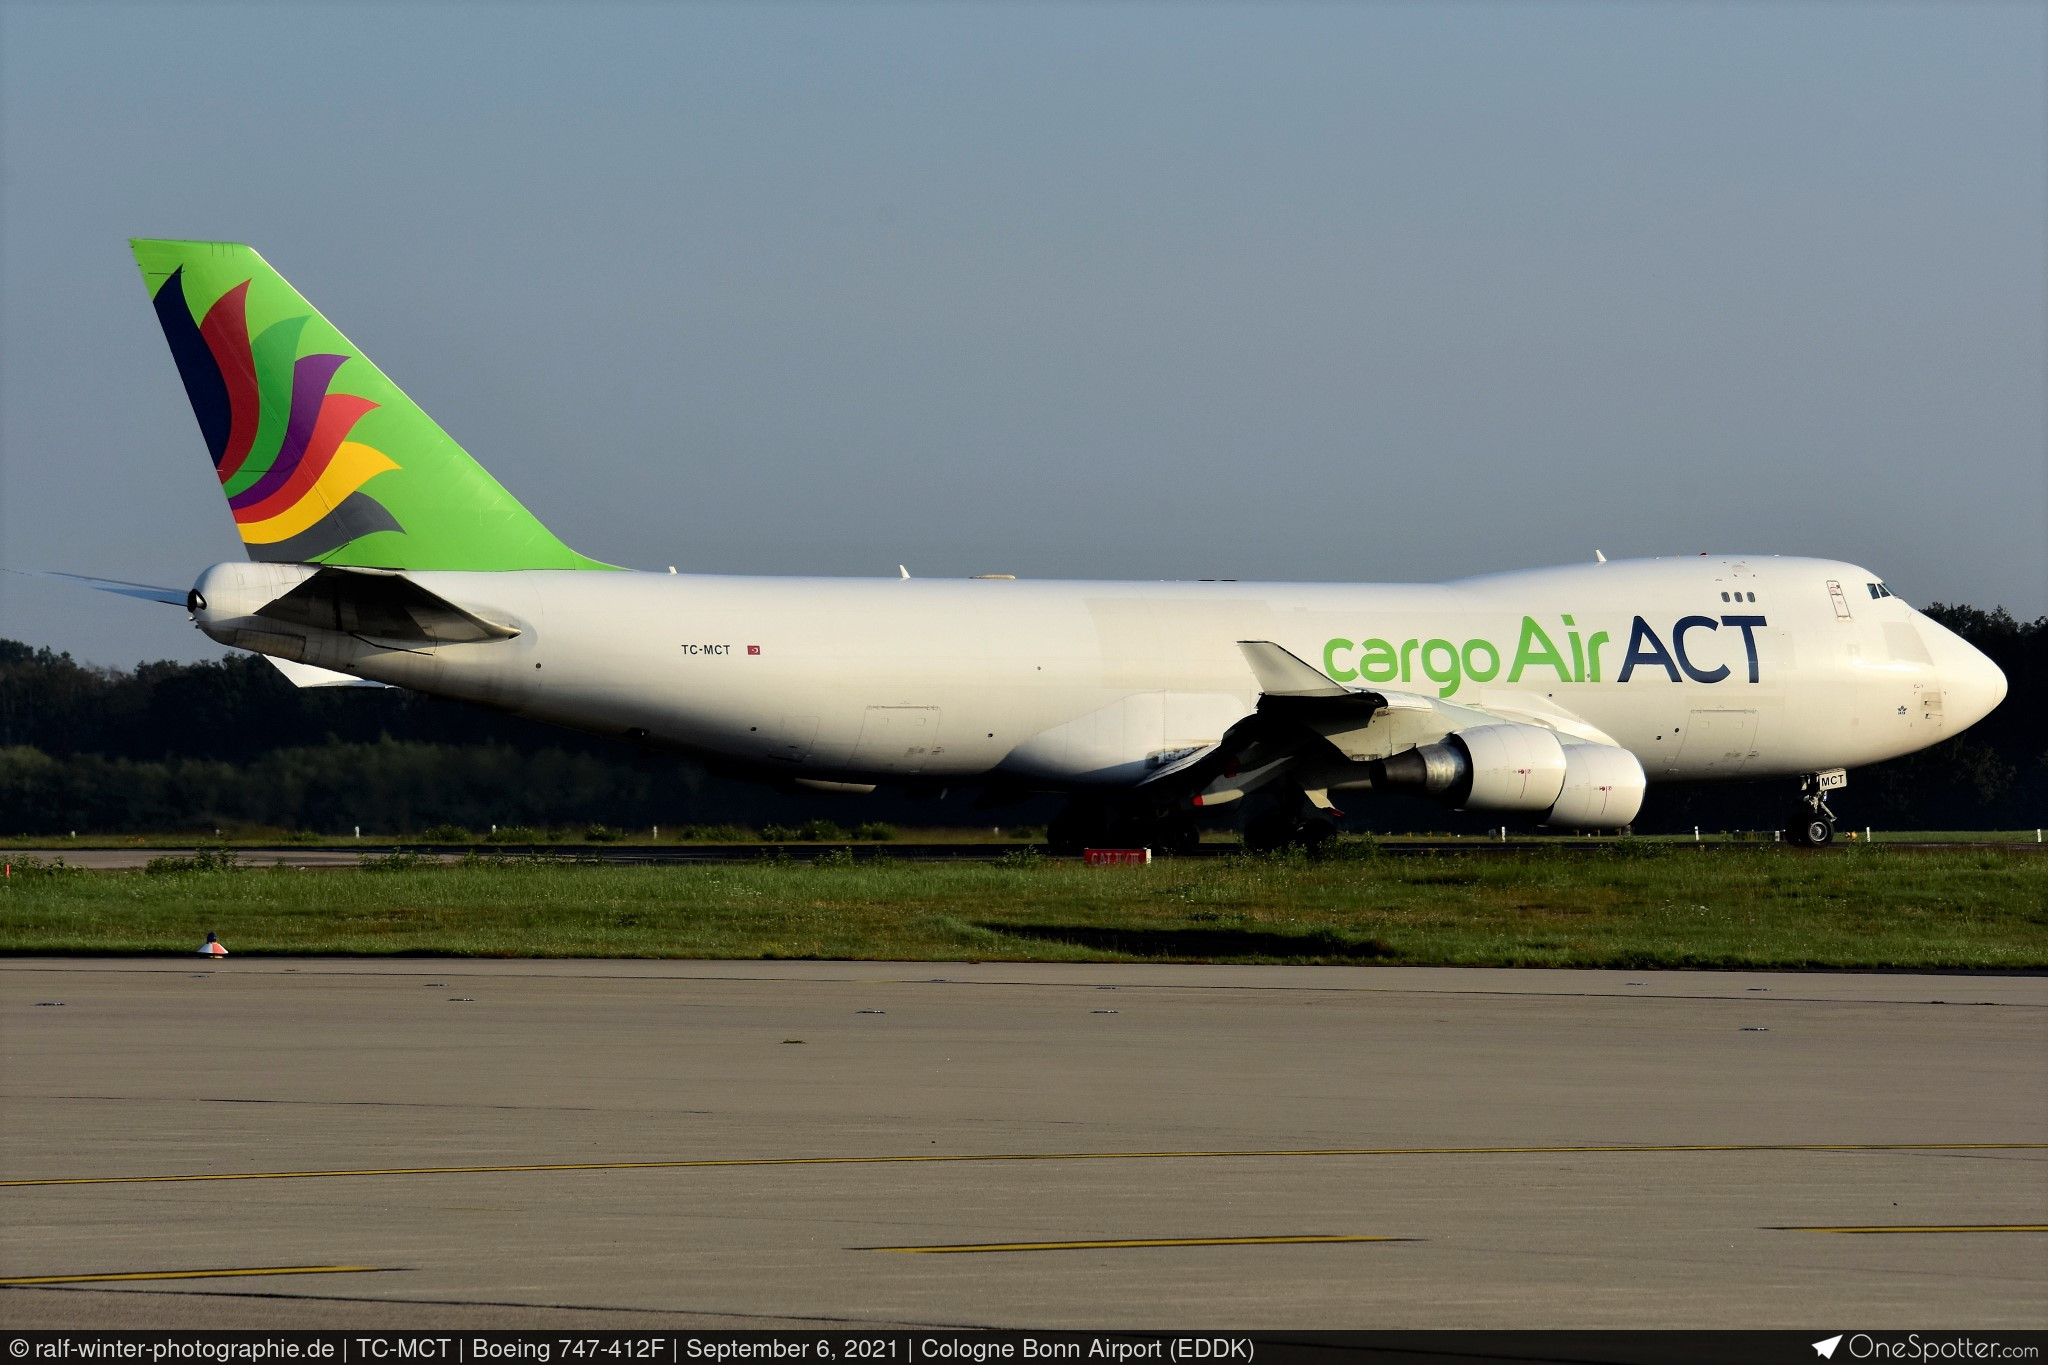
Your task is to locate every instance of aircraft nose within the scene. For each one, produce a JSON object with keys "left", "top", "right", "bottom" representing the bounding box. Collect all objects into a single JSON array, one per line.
[{"left": 1923, "top": 621, "right": 2007, "bottom": 731}]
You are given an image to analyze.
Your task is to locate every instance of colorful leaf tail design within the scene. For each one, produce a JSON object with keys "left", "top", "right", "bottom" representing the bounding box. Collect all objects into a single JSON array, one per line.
[
  {"left": 249, "top": 491, "right": 404, "bottom": 563},
  {"left": 149, "top": 267, "right": 404, "bottom": 561},
  {"left": 199, "top": 281, "right": 261, "bottom": 481},
  {"left": 150, "top": 266, "right": 232, "bottom": 468},
  {"left": 133, "top": 238, "right": 609, "bottom": 571}
]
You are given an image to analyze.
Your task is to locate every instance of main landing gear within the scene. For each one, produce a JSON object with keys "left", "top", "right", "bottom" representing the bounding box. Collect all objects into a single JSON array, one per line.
[
  {"left": 1238, "top": 788, "right": 1339, "bottom": 854},
  {"left": 1786, "top": 768, "right": 1847, "bottom": 847},
  {"left": 1241, "top": 811, "right": 1337, "bottom": 854},
  {"left": 1045, "top": 801, "right": 1201, "bottom": 855}
]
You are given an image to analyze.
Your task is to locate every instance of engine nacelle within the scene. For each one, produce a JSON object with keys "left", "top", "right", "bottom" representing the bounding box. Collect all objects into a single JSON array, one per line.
[
  {"left": 1374, "top": 724, "right": 1645, "bottom": 828},
  {"left": 1542, "top": 742, "right": 1646, "bottom": 829},
  {"left": 1374, "top": 722, "right": 1569, "bottom": 813}
]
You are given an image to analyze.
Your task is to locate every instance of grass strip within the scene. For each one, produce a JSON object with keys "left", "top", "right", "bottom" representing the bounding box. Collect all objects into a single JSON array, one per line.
[{"left": 2, "top": 846, "right": 2043, "bottom": 969}]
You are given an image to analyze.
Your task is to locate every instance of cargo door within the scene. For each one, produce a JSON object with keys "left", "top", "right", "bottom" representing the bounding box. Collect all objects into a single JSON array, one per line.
[
  {"left": 1674, "top": 709, "right": 1760, "bottom": 775},
  {"left": 851, "top": 706, "right": 940, "bottom": 774}
]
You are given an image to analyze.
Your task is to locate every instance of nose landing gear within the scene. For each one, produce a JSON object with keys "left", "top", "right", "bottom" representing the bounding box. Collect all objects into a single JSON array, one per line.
[
  {"left": 1786, "top": 768, "right": 1848, "bottom": 847},
  {"left": 1791, "top": 812, "right": 1835, "bottom": 847}
]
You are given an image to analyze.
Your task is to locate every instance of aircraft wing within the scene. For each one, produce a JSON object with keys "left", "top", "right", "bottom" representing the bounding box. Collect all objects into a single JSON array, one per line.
[
  {"left": 1234, "top": 639, "right": 1621, "bottom": 747},
  {"left": 1143, "top": 641, "right": 1627, "bottom": 814}
]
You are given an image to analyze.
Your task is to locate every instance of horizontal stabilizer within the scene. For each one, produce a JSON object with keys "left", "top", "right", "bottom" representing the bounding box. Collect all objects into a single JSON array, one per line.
[
  {"left": 1236, "top": 641, "right": 1352, "bottom": 698},
  {"left": 254, "top": 567, "right": 518, "bottom": 646},
  {"left": 266, "top": 657, "right": 387, "bottom": 689},
  {"left": 33, "top": 570, "right": 187, "bottom": 606}
]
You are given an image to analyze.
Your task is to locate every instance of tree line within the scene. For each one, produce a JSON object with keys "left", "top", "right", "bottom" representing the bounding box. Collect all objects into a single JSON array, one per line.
[
  {"left": 1, "top": 602, "right": 2040, "bottom": 836},
  {"left": 0, "top": 639, "right": 939, "bottom": 836}
]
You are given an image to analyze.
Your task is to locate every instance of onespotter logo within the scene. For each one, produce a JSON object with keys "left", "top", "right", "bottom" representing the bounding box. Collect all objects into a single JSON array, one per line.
[{"left": 1814, "top": 1335, "right": 2039, "bottom": 1361}]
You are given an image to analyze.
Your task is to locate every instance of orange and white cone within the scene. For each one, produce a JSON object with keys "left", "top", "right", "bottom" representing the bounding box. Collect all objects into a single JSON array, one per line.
[{"left": 198, "top": 932, "right": 228, "bottom": 957}]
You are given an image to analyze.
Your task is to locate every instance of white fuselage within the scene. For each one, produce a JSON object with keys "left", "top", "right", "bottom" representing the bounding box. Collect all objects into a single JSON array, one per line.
[{"left": 190, "top": 554, "right": 2007, "bottom": 792}]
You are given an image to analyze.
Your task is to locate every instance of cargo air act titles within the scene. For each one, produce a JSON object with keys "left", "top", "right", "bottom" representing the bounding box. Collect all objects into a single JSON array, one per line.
[{"left": 1323, "top": 614, "right": 1768, "bottom": 698}]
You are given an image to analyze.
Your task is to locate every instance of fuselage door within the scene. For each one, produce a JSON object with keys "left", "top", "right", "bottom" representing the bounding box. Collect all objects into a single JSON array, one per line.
[
  {"left": 1675, "top": 708, "right": 1761, "bottom": 776},
  {"left": 852, "top": 706, "right": 940, "bottom": 774}
]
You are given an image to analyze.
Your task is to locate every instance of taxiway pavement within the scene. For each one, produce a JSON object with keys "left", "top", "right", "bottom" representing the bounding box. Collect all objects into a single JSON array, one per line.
[{"left": 3, "top": 959, "right": 2042, "bottom": 1328}]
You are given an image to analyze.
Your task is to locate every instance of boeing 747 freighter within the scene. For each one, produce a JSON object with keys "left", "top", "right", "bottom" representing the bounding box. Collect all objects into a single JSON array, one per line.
[{"left": 66, "top": 240, "right": 2008, "bottom": 850}]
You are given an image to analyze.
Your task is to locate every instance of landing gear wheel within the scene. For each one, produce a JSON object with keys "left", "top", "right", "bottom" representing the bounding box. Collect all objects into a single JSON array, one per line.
[
  {"left": 1046, "top": 810, "right": 1088, "bottom": 856},
  {"left": 1242, "top": 812, "right": 1297, "bottom": 854},
  {"left": 1786, "top": 813, "right": 1835, "bottom": 847},
  {"left": 1789, "top": 770, "right": 1844, "bottom": 849},
  {"left": 1296, "top": 818, "right": 1338, "bottom": 854},
  {"left": 1156, "top": 813, "right": 1201, "bottom": 855},
  {"left": 1050, "top": 804, "right": 1196, "bottom": 855},
  {"left": 1242, "top": 813, "right": 1336, "bottom": 854}
]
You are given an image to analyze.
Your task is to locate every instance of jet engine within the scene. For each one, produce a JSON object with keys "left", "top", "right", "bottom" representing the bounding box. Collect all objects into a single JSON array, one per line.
[
  {"left": 1543, "top": 742, "right": 1647, "bottom": 829},
  {"left": 1372, "top": 723, "right": 1568, "bottom": 812},
  {"left": 1368, "top": 723, "right": 1644, "bottom": 829}
]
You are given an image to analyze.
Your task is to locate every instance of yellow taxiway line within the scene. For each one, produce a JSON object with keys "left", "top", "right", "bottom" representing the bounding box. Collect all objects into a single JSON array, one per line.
[
  {"left": 5, "top": 1143, "right": 2040, "bottom": 1189},
  {"left": 1774, "top": 1224, "right": 2047, "bottom": 1235},
  {"left": 868, "top": 1235, "right": 1400, "bottom": 1253},
  {"left": 0, "top": 1266, "right": 379, "bottom": 1286}
]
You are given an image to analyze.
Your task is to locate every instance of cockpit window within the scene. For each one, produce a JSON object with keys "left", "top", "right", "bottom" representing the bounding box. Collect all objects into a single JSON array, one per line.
[{"left": 1867, "top": 582, "right": 1896, "bottom": 600}]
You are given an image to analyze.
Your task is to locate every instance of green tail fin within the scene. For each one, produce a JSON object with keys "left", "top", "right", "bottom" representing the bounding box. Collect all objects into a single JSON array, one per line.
[{"left": 132, "top": 239, "right": 610, "bottom": 571}]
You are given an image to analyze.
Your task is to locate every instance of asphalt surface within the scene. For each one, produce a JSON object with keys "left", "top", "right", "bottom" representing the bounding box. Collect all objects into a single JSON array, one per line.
[{"left": 2, "top": 959, "right": 2043, "bottom": 1329}]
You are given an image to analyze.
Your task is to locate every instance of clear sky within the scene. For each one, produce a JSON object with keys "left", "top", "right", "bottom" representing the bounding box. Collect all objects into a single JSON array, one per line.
[{"left": 3, "top": 1, "right": 2042, "bottom": 667}]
